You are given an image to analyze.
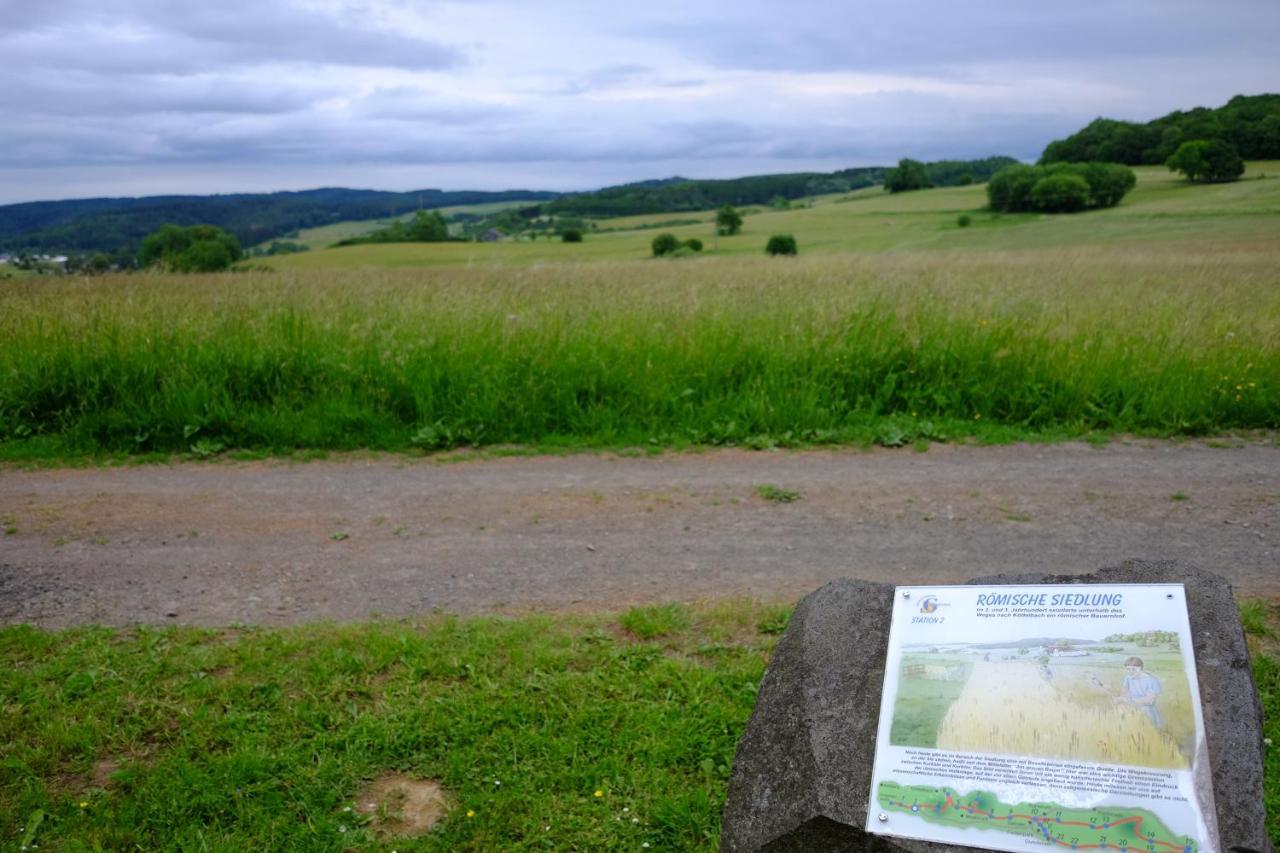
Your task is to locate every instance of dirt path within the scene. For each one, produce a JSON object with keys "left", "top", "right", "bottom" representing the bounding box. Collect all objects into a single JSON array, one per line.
[{"left": 2, "top": 441, "right": 1277, "bottom": 628}]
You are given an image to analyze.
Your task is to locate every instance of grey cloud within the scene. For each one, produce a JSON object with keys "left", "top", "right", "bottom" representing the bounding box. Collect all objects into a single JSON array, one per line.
[
  {"left": 644, "top": 0, "right": 1280, "bottom": 74},
  {"left": 0, "top": 73, "right": 314, "bottom": 118},
  {"left": 349, "top": 88, "right": 521, "bottom": 124},
  {"left": 1, "top": 0, "right": 465, "bottom": 73}
]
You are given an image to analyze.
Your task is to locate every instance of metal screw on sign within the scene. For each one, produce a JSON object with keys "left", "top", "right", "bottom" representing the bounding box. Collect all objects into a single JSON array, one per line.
[
  {"left": 1167, "top": 593, "right": 1174, "bottom": 600},
  {"left": 902, "top": 591, "right": 911, "bottom": 599},
  {"left": 878, "top": 812, "right": 889, "bottom": 822}
]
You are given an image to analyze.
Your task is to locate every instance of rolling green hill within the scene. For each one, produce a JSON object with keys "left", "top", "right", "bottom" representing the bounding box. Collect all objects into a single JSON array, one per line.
[{"left": 256, "top": 162, "right": 1280, "bottom": 271}]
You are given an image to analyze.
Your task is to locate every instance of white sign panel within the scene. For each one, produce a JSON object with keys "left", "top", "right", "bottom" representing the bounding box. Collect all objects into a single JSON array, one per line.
[{"left": 867, "top": 584, "right": 1218, "bottom": 853}]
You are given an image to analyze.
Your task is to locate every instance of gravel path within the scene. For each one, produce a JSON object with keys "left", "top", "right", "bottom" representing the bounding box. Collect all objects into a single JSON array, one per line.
[{"left": 2, "top": 441, "right": 1277, "bottom": 628}]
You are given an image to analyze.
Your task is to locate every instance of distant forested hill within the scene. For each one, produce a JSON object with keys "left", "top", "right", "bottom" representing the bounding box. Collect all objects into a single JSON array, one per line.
[
  {"left": 1041, "top": 93, "right": 1280, "bottom": 165},
  {"left": 0, "top": 188, "right": 560, "bottom": 255},
  {"left": 545, "top": 157, "right": 1017, "bottom": 217}
]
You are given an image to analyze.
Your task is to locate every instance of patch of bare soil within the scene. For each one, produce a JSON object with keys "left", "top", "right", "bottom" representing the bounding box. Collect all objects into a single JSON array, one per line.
[
  {"left": 91, "top": 758, "right": 120, "bottom": 788},
  {"left": 355, "top": 773, "right": 451, "bottom": 838}
]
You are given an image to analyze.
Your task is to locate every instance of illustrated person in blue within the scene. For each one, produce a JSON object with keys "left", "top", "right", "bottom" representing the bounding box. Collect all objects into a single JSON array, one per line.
[{"left": 1118, "top": 656, "right": 1163, "bottom": 728}]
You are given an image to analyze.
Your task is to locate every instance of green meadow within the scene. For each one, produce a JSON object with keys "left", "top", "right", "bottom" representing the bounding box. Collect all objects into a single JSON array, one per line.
[{"left": 2, "top": 600, "right": 1276, "bottom": 851}]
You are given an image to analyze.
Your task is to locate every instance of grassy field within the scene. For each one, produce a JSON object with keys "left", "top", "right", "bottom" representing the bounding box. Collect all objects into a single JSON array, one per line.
[
  {"left": 3, "top": 244, "right": 1278, "bottom": 461},
  {"left": 253, "top": 163, "right": 1280, "bottom": 270},
  {"left": 1, "top": 600, "right": 1275, "bottom": 851}
]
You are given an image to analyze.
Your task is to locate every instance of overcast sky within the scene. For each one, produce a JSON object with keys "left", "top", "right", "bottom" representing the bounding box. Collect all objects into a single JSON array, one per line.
[{"left": 2, "top": 0, "right": 1278, "bottom": 204}]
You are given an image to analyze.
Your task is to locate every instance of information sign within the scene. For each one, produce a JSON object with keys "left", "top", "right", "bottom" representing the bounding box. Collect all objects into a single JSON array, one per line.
[{"left": 867, "top": 584, "right": 1218, "bottom": 852}]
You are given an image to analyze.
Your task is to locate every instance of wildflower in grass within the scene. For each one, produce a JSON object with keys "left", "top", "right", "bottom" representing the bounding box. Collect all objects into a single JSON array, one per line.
[
  {"left": 594, "top": 789, "right": 604, "bottom": 798},
  {"left": 466, "top": 809, "right": 476, "bottom": 818},
  {"left": 494, "top": 780, "right": 501, "bottom": 787},
  {"left": 79, "top": 801, "right": 88, "bottom": 808}
]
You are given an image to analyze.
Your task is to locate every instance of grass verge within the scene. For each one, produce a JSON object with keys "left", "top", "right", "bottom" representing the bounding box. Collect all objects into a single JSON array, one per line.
[{"left": 2, "top": 600, "right": 1276, "bottom": 850}]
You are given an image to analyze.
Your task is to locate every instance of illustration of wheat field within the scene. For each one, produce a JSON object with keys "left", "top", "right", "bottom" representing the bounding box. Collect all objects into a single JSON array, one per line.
[{"left": 927, "top": 661, "right": 1190, "bottom": 768}]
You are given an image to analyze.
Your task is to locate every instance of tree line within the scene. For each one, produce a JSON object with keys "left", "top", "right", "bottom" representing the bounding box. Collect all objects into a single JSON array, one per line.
[
  {"left": 545, "top": 157, "right": 1016, "bottom": 218},
  {"left": 0, "top": 188, "right": 559, "bottom": 256},
  {"left": 1040, "top": 93, "right": 1279, "bottom": 166}
]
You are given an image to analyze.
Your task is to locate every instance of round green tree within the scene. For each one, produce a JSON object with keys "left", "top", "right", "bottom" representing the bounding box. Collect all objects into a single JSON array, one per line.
[
  {"left": 560, "top": 228, "right": 583, "bottom": 243},
  {"left": 716, "top": 204, "right": 743, "bottom": 236}
]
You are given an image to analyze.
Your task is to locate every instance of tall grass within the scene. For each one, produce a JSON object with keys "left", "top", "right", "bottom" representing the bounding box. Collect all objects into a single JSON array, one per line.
[{"left": 2, "top": 247, "right": 1278, "bottom": 458}]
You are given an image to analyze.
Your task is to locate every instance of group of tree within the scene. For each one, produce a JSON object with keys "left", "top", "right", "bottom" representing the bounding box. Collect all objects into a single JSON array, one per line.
[
  {"left": 1165, "top": 139, "right": 1246, "bottom": 183},
  {"left": 884, "top": 156, "right": 1021, "bottom": 194},
  {"left": 138, "top": 224, "right": 243, "bottom": 272},
  {"left": 987, "top": 162, "right": 1137, "bottom": 213},
  {"left": 883, "top": 159, "right": 932, "bottom": 193},
  {"left": 334, "top": 210, "right": 452, "bottom": 246},
  {"left": 1040, "top": 93, "right": 1279, "bottom": 166}
]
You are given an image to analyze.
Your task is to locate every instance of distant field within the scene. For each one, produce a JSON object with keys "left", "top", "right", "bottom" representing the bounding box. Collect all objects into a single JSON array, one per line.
[
  {"left": 3, "top": 242, "right": 1277, "bottom": 460},
  {"left": 254, "top": 163, "right": 1280, "bottom": 270},
  {"left": 251, "top": 200, "right": 539, "bottom": 251}
]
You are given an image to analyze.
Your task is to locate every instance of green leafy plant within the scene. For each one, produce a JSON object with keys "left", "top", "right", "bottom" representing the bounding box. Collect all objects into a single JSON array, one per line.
[{"left": 756, "top": 484, "right": 800, "bottom": 503}]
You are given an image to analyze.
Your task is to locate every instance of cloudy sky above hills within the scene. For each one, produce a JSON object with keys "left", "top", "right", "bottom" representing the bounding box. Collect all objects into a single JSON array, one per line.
[{"left": 2, "top": 0, "right": 1278, "bottom": 203}]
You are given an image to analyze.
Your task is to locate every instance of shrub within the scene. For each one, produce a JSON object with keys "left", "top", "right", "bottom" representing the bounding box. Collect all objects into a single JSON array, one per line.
[
  {"left": 765, "top": 234, "right": 798, "bottom": 256},
  {"left": 957, "top": 214, "right": 972, "bottom": 227},
  {"left": 684, "top": 238, "right": 703, "bottom": 252},
  {"left": 987, "top": 162, "right": 1135, "bottom": 213},
  {"left": 1077, "top": 162, "right": 1137, "bottom": 207},
  {"left": 1029, "top": 174, "right": 1091, "bottom": 213},
  {"left": 651, "top": 233, "right": 680, "bottom": 257},
  {"left": 986, "top": 164, "right": 1041, "bottom": 212},
  {"left": 560, "top": 228, "right": 583, "bottom": 243}
]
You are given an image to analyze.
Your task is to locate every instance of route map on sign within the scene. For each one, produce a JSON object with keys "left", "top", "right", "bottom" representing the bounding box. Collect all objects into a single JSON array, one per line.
[{"left": 878, "top": 782, "right": 1198, "bottom": 853}]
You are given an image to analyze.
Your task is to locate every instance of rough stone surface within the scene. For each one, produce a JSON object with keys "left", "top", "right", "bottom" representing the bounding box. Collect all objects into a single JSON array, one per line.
[{"left": 720, "top": 560, "right": 1271, "bottom": 853}]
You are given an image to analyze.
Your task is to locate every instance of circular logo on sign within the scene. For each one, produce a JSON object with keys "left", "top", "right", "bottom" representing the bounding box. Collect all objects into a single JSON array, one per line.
[{"left": 919, "top": 595, "right": 939, "bottom": 614}]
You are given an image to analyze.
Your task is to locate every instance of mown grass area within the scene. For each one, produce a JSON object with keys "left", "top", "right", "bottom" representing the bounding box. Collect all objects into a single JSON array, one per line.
[
  {"left": 3, "top": 245, "right": 1278, "bottom": 462},
  {"left": 254, "top": 163, "right": 1280, "bottom": 270},
  {"left": 0, "top": 602, "right": 783, "bottom": 851},
  {"left": 1, "top": 600, "right": 1274, "bottom": 850}
]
